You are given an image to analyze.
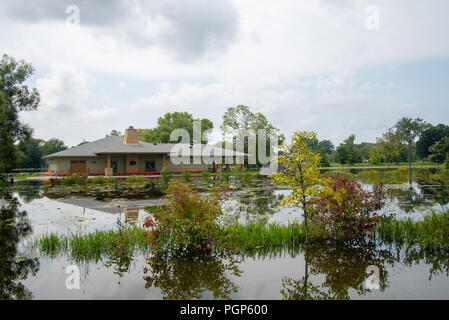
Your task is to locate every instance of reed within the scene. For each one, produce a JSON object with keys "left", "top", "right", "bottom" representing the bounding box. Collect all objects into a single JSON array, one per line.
[{"left": 35, "top": 208, "right": 449, "bottom": 261}]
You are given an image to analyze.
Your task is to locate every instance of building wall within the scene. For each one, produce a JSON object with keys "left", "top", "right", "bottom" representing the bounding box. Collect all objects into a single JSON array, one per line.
[
  {"left": 166, "top": 156, "right": 210, "bottom": 170},
  {"left": 50, "top": 154, "right": 211, "bottom": 174}
]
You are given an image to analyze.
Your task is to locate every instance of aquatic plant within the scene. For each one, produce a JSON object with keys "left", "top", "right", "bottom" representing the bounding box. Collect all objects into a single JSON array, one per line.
[
  {"left": 309, "top": 177, "right": 386, "bottom": 239},
  {"left": 375, "top": 207, "right": 449, "bottom": 249},
  {"left": 143, "top": 182, "right": 231, "bottom": 250}
]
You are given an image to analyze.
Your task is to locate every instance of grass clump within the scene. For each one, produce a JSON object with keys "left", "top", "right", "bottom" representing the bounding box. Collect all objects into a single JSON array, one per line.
[{"left": 375, "top": 207, "right": 449, "bottom": 249}]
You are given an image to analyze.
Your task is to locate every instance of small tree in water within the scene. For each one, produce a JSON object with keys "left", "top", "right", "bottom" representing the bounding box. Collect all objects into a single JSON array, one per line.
[{"left": 270, "top": 131, "right": 329, "bottom": 244}]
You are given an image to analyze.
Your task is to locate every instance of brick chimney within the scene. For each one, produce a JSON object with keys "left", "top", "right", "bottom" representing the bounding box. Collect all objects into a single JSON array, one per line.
[{"left": 124, "top": 126, "right": 138, "bottom": 144}]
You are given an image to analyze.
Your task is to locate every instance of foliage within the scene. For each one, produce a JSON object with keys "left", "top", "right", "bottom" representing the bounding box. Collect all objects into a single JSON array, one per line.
[
  {"left": 376, "top": 128, "right": 402, "bottom": 166},
  {"left": 0, "top": 191, "right": 39, "bottom": 299},
  {"left": 221, "top": 105, "right": 284, "bottom": 168},
  {"left": 270, "top": 131, "right": 329, "bottom": 243},
  {"left": 368, "top": 146, "right": 382, "bottom": 165},
  {"left": 335, "top": 135, "right": 361, "bottom": 166},
  {"left": 395, "top": 117, "right": 430, "bottom": 173},
  {"left": 309, "top": 177, "right": 385, "bottom": 239},
  {"left": 0, "top": 91, "right": 19, "bottom": 174},
  {"left": 138, "top": 112, "right": 213, "bottom": 144},
  {"left": 160, "top": 169, "right": 170, "bottom": 186},
  {"left": 429, "top": 137, "right": 449, "bottom": 166},
  {"left": 182, "top": 169, "right": 191, "bottom": 182},
  {"left": 143, "top": 182, "right": 231, "bottom": 250},
  {"left": 16, "top": 136, "right": 66, "bottom": 169},
  {"left": 0, "top": 54, "right": 40, "bottom": 174},
  {"left": 417, "top": 123, "right": 449, "bottom": 159},
  {"left": 375, "top": 207, "right": 449, "bottom": 249}
]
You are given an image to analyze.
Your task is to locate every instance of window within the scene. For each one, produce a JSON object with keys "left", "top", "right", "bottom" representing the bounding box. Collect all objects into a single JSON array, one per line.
[{"left": 129, "top": 160, "right": 136, "bottom": 165}]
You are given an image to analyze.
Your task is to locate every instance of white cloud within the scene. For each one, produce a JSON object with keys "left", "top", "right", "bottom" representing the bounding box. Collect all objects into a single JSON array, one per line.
[
  {"left": 4, "top": 0, "right": 449, "bottom": 146},
  {"left": 19, "top": 63, "right": 119, "bottom": 145}
]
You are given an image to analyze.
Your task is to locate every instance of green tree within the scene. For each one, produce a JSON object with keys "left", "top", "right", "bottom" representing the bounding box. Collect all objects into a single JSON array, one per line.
[
  {"left": 139, "top": 112, "right": 213, "bottom": 144},
  {"left": 429, "top": 137, "right": 449, "bottom": 168},
  {"left": 368, "top": 146, "right": 382, "bottom": 165},
  {"left": 221, "top": 105, "right": 283, "bottom": 168},
  {"left": 334, "top": 135, "right": 361, "bottom": 167},
  {"left": 395, "top": 117, "right": 429, "bottom": 180},
  {"left": 0, "top": 54, "right": 39, "bottom": 174},
  {"left": 0, "top": 92, "right": 19, "bottom": 173},
  {"left": 376, "top": 129, "right": 402, "bottom": 168},
  {"left": 17, "top": 138, "right": 43, "bottom": 169},
  {"left": 270, "top": 131, "right": 329, "bottom": 244},
  {"left": 40, "top": 138, "right": 67, "bottom": 156},
  {"left": 108, "top": 129, "right": 122, "bottom": 136},
  {"left": 416, "top": 124, "right": 449, "bottom": 159}
]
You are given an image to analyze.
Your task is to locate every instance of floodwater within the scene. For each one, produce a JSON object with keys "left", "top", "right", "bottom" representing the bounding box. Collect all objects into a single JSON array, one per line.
[{"left": 1, "top": 175, "right": 449, "bottom": 300}]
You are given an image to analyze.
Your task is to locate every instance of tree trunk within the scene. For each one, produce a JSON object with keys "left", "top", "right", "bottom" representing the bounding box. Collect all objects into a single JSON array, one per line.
[
  {"left": 303, "top": 205, "right": 309, "bottom": 245},
  {"left": 408, "top": 142, "right": 412, "bottom": 184}
]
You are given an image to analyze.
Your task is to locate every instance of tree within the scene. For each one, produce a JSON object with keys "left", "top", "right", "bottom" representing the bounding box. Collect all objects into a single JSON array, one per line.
[
  {"left": 40, "top": 138, "right": 67, "bottom": 156},
  {"left": 0, "top": 54, "right": 39, "bottom": 174},
  {"left": 368, "top": 147, "right": 382, "bottom": 165},
  {"left": 429, "top": 137, "right": 449, "bottom": 168},
  {"left": 317, "top": 140, "right": 335, "bottom": 155},
  {"left": 0, "top": 92, "right": 19, "bottom": 173},
  {"left": 270, "top": 131, "right": 329, "bottom": 244},
  {"left": 138, "top": 112, "right": 213, "bottom": 144},
  {"left": 376, "top": 129, "right": 402, "bottom": 168},
  {"left": 416, "top": 124, "right": 449, "bottom": 159},
  {"left": 108, "top": 129, "right": 122, "bottom": 137},
  {"left": 334, "top": 135, "right": 361, "bottom": 167},
  {"left": 17, "top": 138, "right": 43, "bottom": 168},
  {"left": 395, "top": 117, "right": 429, "bottom": 180},
  {"left": 221, "top": 105, "right": 283, "bottom": 168}
]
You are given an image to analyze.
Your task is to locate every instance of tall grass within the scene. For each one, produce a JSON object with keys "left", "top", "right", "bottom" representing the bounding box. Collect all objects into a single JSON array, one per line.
[
  {"left": 375, "top": 207, "right": 449, "bottom": 249},
  {"left": 35, "top": 208, "right": 449, "bottom": 261}
]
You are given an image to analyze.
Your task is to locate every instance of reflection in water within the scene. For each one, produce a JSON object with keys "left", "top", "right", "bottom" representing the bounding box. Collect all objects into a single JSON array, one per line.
[
  {"left": 281, "top": 240, "right": 393, "bottom": 300},
  {"left": 124, "top": 208, "right": 139, "bottom": 223},
  {"left": 143, "top": 248, "right": 242, "bottom": 299},
  {"left": 280, "top": 239, "right": 449, "bottom": 300},
  {"left": 0, "top": 189, "right": 39, "bottom": 300}
]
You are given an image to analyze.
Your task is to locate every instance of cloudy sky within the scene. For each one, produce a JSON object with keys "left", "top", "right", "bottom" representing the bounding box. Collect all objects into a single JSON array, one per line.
[{"left": 1, "top": 0, "right": 448, "bottom": 146}]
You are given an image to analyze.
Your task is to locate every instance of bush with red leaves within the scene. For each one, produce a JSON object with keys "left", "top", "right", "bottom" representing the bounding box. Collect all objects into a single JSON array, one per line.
[{"left": 309, "top": 177, "right": 385, "bottom": 239}]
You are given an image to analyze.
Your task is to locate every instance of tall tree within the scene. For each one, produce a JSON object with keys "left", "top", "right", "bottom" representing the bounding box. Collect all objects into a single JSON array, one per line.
[
  {"left": 270, "top": 131, "right": 328, "bottom": 244},
  {"left": 429, "top": 137, "right": 449, "bottom": 168},
  {"left": 416, "top": 124, "right": 449, "bottom": 159},
  {"left": 395, "top": 117, "right": 429, "bottom": 181},
  {"left": 139, "top": 112, "right": 213, "bottom": 144},
  {"left": 0, "top": 92, "right": 19, "bottom": 173},
  {"left": 40, "top": 138, "right": 67, "bottom": 156},
  {"left": 335, "top": 135, "right": 361, "bottom": 167},
  {"left": 221, "top": 105, "right": 283, "bottom": 167},
  {"left": 0, "top": 54, "right": 40, "bottom": 175},
  {"left": 376, "top": 129, "right": 402, "bottom": 168}
]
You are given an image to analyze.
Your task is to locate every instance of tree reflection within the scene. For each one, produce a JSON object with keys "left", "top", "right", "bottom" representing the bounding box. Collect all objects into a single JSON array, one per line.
[
  {"left": 0, "top": 190, "right": 39, "bottom": 300},
  {"left": 143, "top": 248, "right": 242, "bottom": 299},
  {"left": 281, "top": 240, "right": 395, "bottom": 300}
]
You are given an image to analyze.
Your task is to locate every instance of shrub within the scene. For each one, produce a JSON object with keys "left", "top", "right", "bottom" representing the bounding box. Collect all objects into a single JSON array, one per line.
[
  {"left": 309, "top": 177, "right": 385, "bottom": 239},
  {"left": 182, "top": 169, "right": 191, "bottom": 182},
  {"left": 143, "top": 182, "right": 230, "bottom": 250},
  {"left": 61, "top": 174, "right": 87, "bottom": 186},
  {"left": 160, "top": 169, "right": 170, "bottom": 186}
]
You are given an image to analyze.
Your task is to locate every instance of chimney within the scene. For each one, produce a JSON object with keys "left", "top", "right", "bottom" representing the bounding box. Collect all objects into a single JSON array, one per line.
[{"left": 124, "top": 126, "right": 138, "bottom": 144}]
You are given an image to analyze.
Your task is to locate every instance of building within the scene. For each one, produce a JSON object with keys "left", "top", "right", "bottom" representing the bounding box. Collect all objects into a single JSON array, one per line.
[{"left": 43, "top": 126, "right": 247, "bottom": 176}]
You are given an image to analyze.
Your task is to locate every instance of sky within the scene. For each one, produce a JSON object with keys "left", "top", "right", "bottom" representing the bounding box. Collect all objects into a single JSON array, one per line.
[{"left": 1, "top": 0, "right": 448, "bottom": 147}]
